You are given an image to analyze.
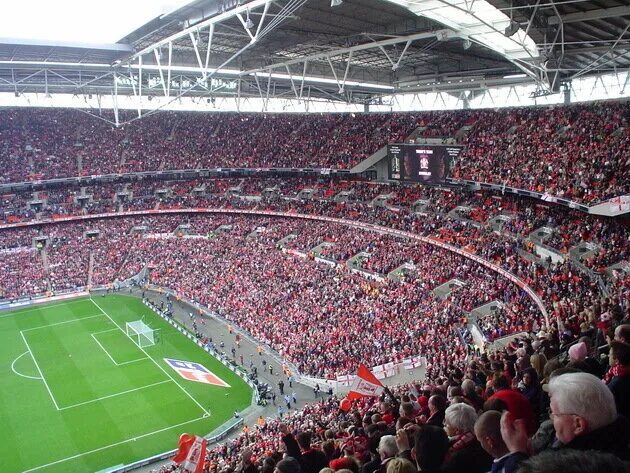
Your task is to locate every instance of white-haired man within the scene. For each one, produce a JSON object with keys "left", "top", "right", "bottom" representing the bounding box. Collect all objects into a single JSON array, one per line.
[
  {"left": 442, "top": 402, "right": 492, "bottom": 473},
  {"left": 548, "top": 372, "right": 629, "bottom": 456},
  {"left": 376, "top": 435, "right": 398, "bottom": 473},
  {"left": 501, "top": 372, "right": 630, "bottom": 460}
]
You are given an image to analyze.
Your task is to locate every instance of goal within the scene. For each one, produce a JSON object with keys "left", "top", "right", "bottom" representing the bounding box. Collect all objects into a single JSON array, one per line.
[{"left": 125, "top": 320, "right": 157, "bottom": 348}]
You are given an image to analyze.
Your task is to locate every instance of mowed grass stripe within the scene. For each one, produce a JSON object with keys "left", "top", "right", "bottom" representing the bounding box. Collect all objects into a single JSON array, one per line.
[
  {"left": 0, "top": 294, "right": 253, "bottom": 473},
  {"left": 29, "top": 317, "right": 168, "bottom": 408},
  {"left": 24, "top": 314, "right": 167, "bottom": 407}
]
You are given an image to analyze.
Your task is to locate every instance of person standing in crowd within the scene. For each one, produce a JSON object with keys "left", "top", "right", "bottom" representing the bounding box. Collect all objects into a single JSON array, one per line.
[{"left": 604, "top": 341, "right": 630, "bottom": 419}]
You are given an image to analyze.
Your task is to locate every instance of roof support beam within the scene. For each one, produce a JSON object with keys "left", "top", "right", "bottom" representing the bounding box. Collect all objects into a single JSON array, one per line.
[
  {"left": 548, "top": 6, "right": 630, "bottom": 25},
  {"left": 130, "top": 0, "right": 270, "bottom": 60},
  {"left": 570, "top": 23, "right": 630, "bottom": 80},
  {"left": 240, "top": 30, "right": 447, "bottom": 76}
]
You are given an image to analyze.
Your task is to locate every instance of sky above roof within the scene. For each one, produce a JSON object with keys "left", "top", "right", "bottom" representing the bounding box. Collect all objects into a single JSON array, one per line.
[{"left": 1, "top": 0, "right": 194, "bottom": 45}]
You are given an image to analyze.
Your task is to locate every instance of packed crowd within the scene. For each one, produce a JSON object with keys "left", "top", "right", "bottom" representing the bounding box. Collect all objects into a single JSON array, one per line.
[
  {"left": 1, "top": 181, "right": 626, "bottom": 325},
  {"left": 160, "top": 313, "right": 630, "bottom": 473},
  {"left": 1, "top": 101, "right": 628, "bottom": 202},
  {"left": 0, "top": 212, "right": 543, "bottom": 377},
  {"left": 2, "top": 175, "right": 628, "bottom": 273},
  {"left": 1, "top": 204, "right": 623, "bottom": 379},
  {"left": 0, "top": 109, "right": 418, "bottom": 178},
  {"left": 453, "top": 102, "right": 629, "bottom": 203}
]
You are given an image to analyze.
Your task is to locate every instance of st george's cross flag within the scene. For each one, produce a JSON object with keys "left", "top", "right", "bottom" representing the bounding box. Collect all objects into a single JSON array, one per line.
[
  {"left": 173, "top": 433, "right": 207, "bottom": 473},
  {"left": 346, "top": 364, "right": 384, "bottom": 400}
]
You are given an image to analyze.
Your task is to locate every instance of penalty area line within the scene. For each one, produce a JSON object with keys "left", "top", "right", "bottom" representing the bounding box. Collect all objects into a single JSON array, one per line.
[
  {"left": 0, "top": 299, "right": 89, "bottom": 319},
  {"left": 89, "top": 298, "right": 211, "bottom": 417},
  {"left": 19, "top": 331, "right": 60, "bottom": 410},
  {"left": 21, "top": 313, "right": 105, "bottom": 332},
  {"left": 22, "top": 414, "right": 208, "bottom": 472}
]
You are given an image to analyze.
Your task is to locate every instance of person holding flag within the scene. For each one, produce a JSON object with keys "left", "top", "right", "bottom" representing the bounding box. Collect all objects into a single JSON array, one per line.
[
  {"left": 343, "top": 364, "right": 400, "bottom": 419},
  {"left": 346, "top": 364, "right": 385, "bottom": 400},
  {"left": 172, "top": 433, "right": 207, "bottom": 473}
]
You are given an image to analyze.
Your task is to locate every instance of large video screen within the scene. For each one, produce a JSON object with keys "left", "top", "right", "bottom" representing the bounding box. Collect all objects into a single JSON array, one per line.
[{"left": 388, "top": 144, "right": 464, "bottom": 183}]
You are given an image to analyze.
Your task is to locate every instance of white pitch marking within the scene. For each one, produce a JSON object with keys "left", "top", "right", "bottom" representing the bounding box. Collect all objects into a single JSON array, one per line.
[
  {"left": 91, "top": 332, "right": 147, "bottom": 366},
  {"left": 90, "top": 333, "right": 120, "bottom": 366},
  {"left": 22, "top": 414, "right": 208, "bottom": 472},
  {"left": 10, "top": 351, "right": 42, "bottom": 380},
  {"left": 116, "top": 357, "right": 148, "bottom": 366},
  {"left": 90, "top": 328, "right": 119, "bottom": 335},
  {"left": 89, "top": 298, "right": 211, "bottom": 416},
  {"left": 20, "top": 331, "right": 60, "bottom": 410},
  {"left": 21, "top": 313, "right": 104, "bottom": 332},
  {"left": 58, "top": 379, "right": 173, "bottom": 410}
]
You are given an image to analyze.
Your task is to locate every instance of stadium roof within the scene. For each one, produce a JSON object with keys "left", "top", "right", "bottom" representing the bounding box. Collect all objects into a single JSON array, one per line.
[{"left": 0, "top": 0, "right": 628, "bottom": 108}]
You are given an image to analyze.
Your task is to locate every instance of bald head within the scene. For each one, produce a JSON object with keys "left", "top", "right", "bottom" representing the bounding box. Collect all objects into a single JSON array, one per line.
[
  {"left": 474, "top": 411, "right": 508, "bottom": 459},
  {"left": 615, "top": 324, "right": 630, "bottom": 344}
]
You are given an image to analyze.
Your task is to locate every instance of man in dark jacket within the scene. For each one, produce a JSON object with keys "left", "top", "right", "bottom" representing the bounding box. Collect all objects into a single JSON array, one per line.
[
  {"left": 606, "top": 340, "right": 630, "bottom": 419},
  {"left": 280, "top": 424, "right": 328, "bottom": 473},
  {"left": 474, "top": 411, "right": 527, "bottom": 473},
  {"left": 237, "top": 448, "right": 260, "bottom": 473},
  {"left": 548, "top": 372, "right": 630, "bottom": 460},
  {"left": 425, "top": 395, "right": 447, "bottom": 427},
  {"left": 442, "top": 403, "right": 493, "bottom": 473}
]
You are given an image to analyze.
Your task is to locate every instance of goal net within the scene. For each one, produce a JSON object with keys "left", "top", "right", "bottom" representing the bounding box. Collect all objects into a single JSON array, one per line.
[{"left": 125, "top": 320, "right": 156, "bottom": 348}]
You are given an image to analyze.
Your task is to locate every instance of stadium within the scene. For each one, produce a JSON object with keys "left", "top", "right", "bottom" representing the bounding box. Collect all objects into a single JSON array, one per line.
[{"left": 0, "top": 0, "right": 628, "bottom": 472}]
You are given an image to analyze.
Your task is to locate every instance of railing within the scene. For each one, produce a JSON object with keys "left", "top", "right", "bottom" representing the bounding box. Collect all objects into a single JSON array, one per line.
[
  {"left": 0, "top": 287, "right": 89, "bottom": 311},
  {"left": 107, "top": 416, "right": 244, "bottom": 473}
]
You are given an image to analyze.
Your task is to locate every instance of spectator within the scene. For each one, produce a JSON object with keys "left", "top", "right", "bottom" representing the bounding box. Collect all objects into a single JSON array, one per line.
[
  {"left": 442, "top": 403, "right": 492, "bottom": 473},
  {"left": 523, "top": 373, "right": 630, "bottom": 458},
  {"left": 605, "top": 341, "right": 630, "bottom": 419},
  {"left": 514, "top": 449, "right": 628, "bottom": 473},
  {"left": 422, "top": 395, "right": 446, "bottom": 427},
  {"left": 474, "top": 411, "right": 527, "bottom": 473},
  {"left": 412, "top": 425, "right": 449, "bottom": 473},
  {"left": 280, "top": 425, "right": 328, "bottom": 473},
  {"left": 385, "top": 458, "right": 416, "bottom": 473},
  {"left": 376, "top": 436, "right": 398, "bottom": 473},
  {"left": 276, "top": 456, "right": 301, "bottom": 473}
]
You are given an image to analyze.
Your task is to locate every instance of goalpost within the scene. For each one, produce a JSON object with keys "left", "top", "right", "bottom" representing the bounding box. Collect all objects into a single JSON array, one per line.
[{"left": 125, "top": 320, "right": 158, "bottom": 348}]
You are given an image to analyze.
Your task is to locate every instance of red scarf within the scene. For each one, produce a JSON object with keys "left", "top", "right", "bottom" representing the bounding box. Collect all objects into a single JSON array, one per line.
[
  {"left": 445, "top": 431, "right": 477, "bottom": 462},
  {"left": 603, "top": 364, "right": 630, "bottom": 384}
]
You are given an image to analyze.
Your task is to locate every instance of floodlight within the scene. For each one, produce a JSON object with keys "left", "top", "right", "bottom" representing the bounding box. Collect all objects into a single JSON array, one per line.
[
  {"left": 331, "top": 0, "right": 343, "bottom": 6},
  {"left": 463, "top": 39, "right": 471, "bottom": 50},
  {"left": 504, "top": 20, "right": 520, "bottom": 37}
]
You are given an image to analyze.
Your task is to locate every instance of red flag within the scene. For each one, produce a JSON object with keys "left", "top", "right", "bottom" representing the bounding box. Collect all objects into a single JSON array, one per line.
[
  {"left": 173, "top": 433, "right": 207, "bottom": 473},
  {"left": 346, "top": 364, "right": 384, "bottom": 400}
]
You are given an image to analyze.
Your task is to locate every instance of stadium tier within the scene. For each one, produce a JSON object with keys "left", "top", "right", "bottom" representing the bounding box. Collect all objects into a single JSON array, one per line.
[{"left": 1, "top": 101, "right": 628, "bottom": 203}]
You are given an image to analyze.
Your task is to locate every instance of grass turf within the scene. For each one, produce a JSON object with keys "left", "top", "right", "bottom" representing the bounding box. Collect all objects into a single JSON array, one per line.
[{"left": 0, "top": 294, "right": 252, "bottom": 473}]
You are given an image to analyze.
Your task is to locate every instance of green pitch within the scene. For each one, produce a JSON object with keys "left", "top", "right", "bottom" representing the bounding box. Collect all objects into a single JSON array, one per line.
[{"left": 0, "top": 294, "right": 252, "bottom": 473}]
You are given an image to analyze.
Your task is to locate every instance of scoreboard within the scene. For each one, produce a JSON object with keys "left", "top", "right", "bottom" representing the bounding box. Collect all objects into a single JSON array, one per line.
[{"left": 388, "top": 144, "right": 464, "bottom": 183}]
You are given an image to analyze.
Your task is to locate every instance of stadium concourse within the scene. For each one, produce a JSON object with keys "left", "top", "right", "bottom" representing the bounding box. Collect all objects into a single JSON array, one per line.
[{"left": 0, "top": 103, "right": 628, "bottom": 473}]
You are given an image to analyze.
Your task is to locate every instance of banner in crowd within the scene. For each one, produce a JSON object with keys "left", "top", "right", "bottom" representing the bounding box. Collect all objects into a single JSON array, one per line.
[
  {"left": 336, "top": 355, "right": 425, "bottom": 386},
  {"left": 402, "top": 355, "right": 424, "bottom": 371},
  {"left": 347, "top": 364, "right": 384, "bottom": 400},
  {"left": 173, "top": 433, "right": 207, "bottom": 473}
]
